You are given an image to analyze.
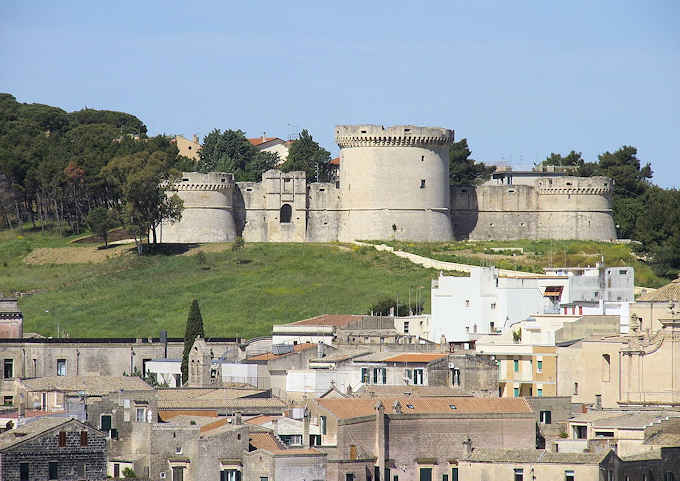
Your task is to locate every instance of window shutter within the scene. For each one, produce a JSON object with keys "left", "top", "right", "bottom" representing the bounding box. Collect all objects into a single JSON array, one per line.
[
  {"left": 80, "top": 430, "right": 88, "bottom": 446},
  {"left": 58, "top": 431, "right": 66, "bottom": 447},
  {"left": 382, "top": 368, "right": 386, "bottom": 384}
]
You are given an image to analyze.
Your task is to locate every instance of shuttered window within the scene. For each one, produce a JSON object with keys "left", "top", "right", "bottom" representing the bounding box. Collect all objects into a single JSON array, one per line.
[
  {"left": 80, "top": 430, "right": 88, "bottom": 446},
  {"left": 58, "top": 431, "right": 66, "bottom": 447}
]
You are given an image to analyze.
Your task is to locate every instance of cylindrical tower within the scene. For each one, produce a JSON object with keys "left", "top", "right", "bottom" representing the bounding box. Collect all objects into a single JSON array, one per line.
[
  {"left": 335, "top": 124, "right": 455, "bottom": 242},
  {"left": 160, "top": 172, "right": 236, "bottom": 243}
]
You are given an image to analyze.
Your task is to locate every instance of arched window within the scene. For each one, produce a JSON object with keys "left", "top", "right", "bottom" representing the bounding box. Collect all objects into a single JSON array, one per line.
[{"left": 280, "top": 204, "right": 292, "bottom": 223}]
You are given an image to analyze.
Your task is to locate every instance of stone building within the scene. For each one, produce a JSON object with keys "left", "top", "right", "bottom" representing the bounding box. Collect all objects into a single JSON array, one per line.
[
  {"left": 0, "top": 298, "right": 22, "bottom": 339},
  {"left": 0, "top": 417, "right": 107, "bottom": 481},
  {"left": 173, "top": 134, "right": 201, "bottom": 162},
  {"left": 160, "top": 124, "right": 617, "bottom": 244},
  {"left": 308, "top": 396, "right": 536, "bottom": 481},
  {"left": 244, "top": 430, "right": 326, "bottom": 481}
]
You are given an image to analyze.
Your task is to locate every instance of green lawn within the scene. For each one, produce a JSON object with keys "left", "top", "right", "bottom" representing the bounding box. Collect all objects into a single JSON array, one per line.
[
  {"left": 362, "top": 239, "right": 668, "bottom": 288},
  {"left": 0, "top": 228, "right": 446, "bottom": 338}
]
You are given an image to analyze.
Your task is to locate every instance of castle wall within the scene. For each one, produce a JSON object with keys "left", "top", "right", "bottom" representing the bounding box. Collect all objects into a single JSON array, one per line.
[
  {"left": 306, "top": 182, "right": 343, "bottom": 242},
  {"left": 236, "top": 169, "right": 306, "bottom": 242},
  {"left": 159, "top": 172, "right": 236, "bottom": 243},
  {"left": 335, "top": 125, "right": 454, "bottom": 242},
  {"left": 451, "top": 176, "right": 616, "bottom": 241}
]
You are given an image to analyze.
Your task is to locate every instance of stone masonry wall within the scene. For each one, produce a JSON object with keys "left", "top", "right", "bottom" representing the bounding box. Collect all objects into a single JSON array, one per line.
[{"left": 0, "top": 421, "right": 107, "bottom": 481}]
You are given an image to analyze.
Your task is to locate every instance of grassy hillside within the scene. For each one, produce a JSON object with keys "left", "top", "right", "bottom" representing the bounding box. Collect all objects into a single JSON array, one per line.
[
  {"left": 362, "top": 239, "right": 668, "bottom": 288},
  {"left": 0, "top": 228, "right": 447, "bottom": 338}
]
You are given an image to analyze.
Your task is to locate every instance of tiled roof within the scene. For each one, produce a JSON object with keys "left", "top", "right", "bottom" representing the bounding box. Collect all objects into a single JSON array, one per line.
[
  {"left": 645, "top": 432, "right": 680, "bottom": 446},
  {"left": 19, "top": 376, "right": 152, "bottom": 395},
  {"left": 638, "top": 276, "right": 680, "bottom": 301},
  {"left": 249, "top": 432, "right": 320, "bottom": 455},
  {"left": 0, "top": 417, "right": 77, "bottom": 450},
  {"left": 330, "top": 157, "right": 340, "bottom": 166},
  {"left": 383, "top": 353, "right": 448, "bottom": 363},
  {"left": 247, "top": 343, "right": 317, "bottom": 361},
  {"left": 158, "top": 398, "right": 286, "bottom": 410},
  {"left": 316, "top": 396, "right": 532, "bottom": 420},
  {"left": 288, "top": 314, "right": 364, "bottom": 327},
  {"left": 245, "top": 415, "right": 278, "bottom": 425},
  {"left": 157, "top": 388, "right": 265, "bottom": 401},
  {"left": 464, "top": 448, "right": 608, "bottom": 464},
  {"left": 621, "top": 451, "right": 663, "bottom": 461},
  {"left": 248, "top": 137, "right": 282, "bottom": 147},
  {"left": 310, "top": 349, "right": 370, "bottom": 363}
]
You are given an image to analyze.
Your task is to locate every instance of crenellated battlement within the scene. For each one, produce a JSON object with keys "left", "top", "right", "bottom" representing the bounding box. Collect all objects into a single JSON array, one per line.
[
  {"left": 535, "top": 176, "right": 613, "bottom": 196},
  {"left": 335, "top": 125, "right": 454, "bottom": 148},
  {"left": 168, "top": 172, "right": 235, "bottom": 192}
]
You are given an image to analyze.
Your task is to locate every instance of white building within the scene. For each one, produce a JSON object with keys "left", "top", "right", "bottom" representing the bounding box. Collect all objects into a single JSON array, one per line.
[
  {"left": 248, "top": 136, "right": 292, "bottom": 165},
  {"left": 431, "top": 268, "right": 545, "bottom": 342},
  {"left": 144, "top": 359, "right": 261, "bottom": 388}
]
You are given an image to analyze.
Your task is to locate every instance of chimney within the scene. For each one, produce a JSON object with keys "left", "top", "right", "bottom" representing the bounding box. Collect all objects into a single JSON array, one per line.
[
  {"left": 463, "top": 436, "right": 473, "bottom": 455},
  {"left": 303, "top": 408, "right": 310, "bottom": 448},
  {"left": 234, "top": 412, "right": 242, "bottom": 425},
  {"left": 375, "top": 401, "right": 386, "bottom": 477},
  {"left": 317, "top": 342, "right": 324, "bottom": 358},
  {"left": 595, "top": 394, "right": 602, "bottom": 409},
  {"left": 440, "top": 335, "right": 447, "bottom": 353},
  {"left": 193, "top": 134, "right": 199, "bottom": 144}
]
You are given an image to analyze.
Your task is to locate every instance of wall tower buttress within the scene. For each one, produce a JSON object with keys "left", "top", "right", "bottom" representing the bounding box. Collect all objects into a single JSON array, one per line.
[{"left": 335, "top": 125, "right": 455, "bottom": 242}]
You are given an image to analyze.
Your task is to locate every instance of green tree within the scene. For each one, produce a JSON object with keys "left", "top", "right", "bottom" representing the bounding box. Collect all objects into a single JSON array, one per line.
[
  {"left": 542, "top": 150, "right": 584, "bottom": 168},
  {"left": 197, "top": 129, "right": 278, "bottom": 181},
  {"left": 597, "top": 145, "right": 652, "bottom": 198},
  {"left": 102, "top": 150, "right": 183, "bottom": 254},
  {"left": 449, "top": 138, "right": 495, "bottom": 185},
  {"left": 282, "top": 129, "right": 331, "bottom": 182},
  {"left": 368, "top": 297, "right": 418, "bottom": 317},
  {"left": 86, "top": 207, "right": 117, "bottom": 247},
  {"left": 181, "top": 299, "right": 205, "bottom": 384}
]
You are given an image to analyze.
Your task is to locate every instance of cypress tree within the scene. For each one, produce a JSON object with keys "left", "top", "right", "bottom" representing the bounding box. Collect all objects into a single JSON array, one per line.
[{"left": 181, "top": 299, "right": 205, "bottom": 384}]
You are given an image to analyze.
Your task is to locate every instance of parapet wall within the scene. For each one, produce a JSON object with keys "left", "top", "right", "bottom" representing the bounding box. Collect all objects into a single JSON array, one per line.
[{"left": 451, "top": 175, "right": 616, "bottom": 241}]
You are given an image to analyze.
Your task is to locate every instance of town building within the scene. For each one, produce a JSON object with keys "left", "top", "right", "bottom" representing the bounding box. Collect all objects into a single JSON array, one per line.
[
  {"left": 308, "top": 395, "right": 536, "bottom": 481},
  {"left": 173, "top": 134, "right": 201, "bottom": 162},
  {"left": 0, "top": 417, "right": 107, "bottom": 481},
  {"left": 0, "top": 298, "right": 22, "bottom": 338},
  {"left": 248, "top": 136, "right": 292, "bottom": 164}
]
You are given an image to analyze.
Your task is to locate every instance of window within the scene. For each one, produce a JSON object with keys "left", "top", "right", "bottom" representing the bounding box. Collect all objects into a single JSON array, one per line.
[
  {"left": 537, "top": 388, "right": 543, "bottom": 397},
  {"left": 513, "top": 360, "right": 519, "bottom": 372},
  {"left": 452, "top": 468, "right": 458, "bottom": 481},
  {"left": 57, "top": 359, "right": 67, "bottom": 376},
  {"left": 110, "top": 429, "right": 119, "bottom": 440},
  {"left": 405, "top": 369, "right": 413, "bottom": 382},
  {"left": 452, "top": 368, "right": 461, "bottom": 386},
  {"left": 665, "top": 473, "right": 675, "bottom": 481},
  {"left": 136, "top": 407, "right": 146, "bottom": 422},
  {"left": 420, "top": 179, "right": 426, "bottom": 189},
  {"left": 574, "top": 425, "right": 587, "bottom": 439},
  {"left": 540, "top": 410, "right": 552, "bottom": 424},
  {"left": 175, "top": 446, "right": 182, "bottom": 454},
  {"left": 320, "top": 415, "right": 327, "bottom": 435},
  {"left": 172, "top": 466, "right": 184, "bottom": 481},
  {"left": 361, "top": 367, "right": 370, "bottom": 383},
  {"left": 279, "top": 204, "right": 292, "bottom": 223},
  {"left": 565, "top": 470, "right": 575, "bottom": 481},
  {"left": 221, "top": 471, "right": 241, "bottom": 481},
  {"left": 100, "top": 414, "right": 112, "bottom": 432},
  {"left": 514, "top": 468, "right": 524, "bottom": 481},
  {"left": 465, "top": 300, "right": 470, "bottom": 307},
  {"left": 58, "top": 431, "right": 66, "bottom": 447},
  {"left": 260, "top": 478, "right": 269, "bottom": 481},
  {"left": 403, "top": 322, "right": 409, "bottom": 334},
  {"left": 602, "top": 354, "right": 611, "bottom": 382},
  {"left": 537, "top": 360, "right": 543, "bottom": 372},
  {"left": 3, "top": 359, "right": 13, "bottom": 378},
  {"left": 413, "top": 368, "right": 424, "bottom": 385},
  {"left": 574, "top": 382, "right": 579, "bottom": 395},
  {"left": 490, "top": 303, "right": 496, "bottom": 310},
  {"left": 373, "top": 367, "right": 387, "bottom": 385},
  {"left": 489, "top": 321, "right": 495, "bottom": 332},
  {"left": 346, "top": 475, "right": 355, "bottom": 481},
  {"left": 20, "top": 463, "right": 29, "bottom": 481},
  {"left": 513, "top": 387, "right": 519, "bottom": 397},
  {"left": 420, "top": 467, "right": 432, "bottom": 481},
  {"left": 49, "top": 462, "right": 58, "bottom": 480},
  {"left": 595, "top": 431, "right": 614, "bottom": 438},
  {"left": 3, "top": 395, "right": 13, "bottom": 406},
  {"left": 80, "top": 430, "right": 88, "bottom": 446}
]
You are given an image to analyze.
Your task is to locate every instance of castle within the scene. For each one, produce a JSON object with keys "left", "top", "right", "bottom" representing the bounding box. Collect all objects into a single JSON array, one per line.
[{"left": 159, "top": 125, "right": 616, "bottom": 243}]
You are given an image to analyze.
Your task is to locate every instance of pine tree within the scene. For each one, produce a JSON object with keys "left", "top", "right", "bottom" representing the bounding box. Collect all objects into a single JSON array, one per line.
[{"left": 181, "top": 299, "right": 205, "bottom": 384}]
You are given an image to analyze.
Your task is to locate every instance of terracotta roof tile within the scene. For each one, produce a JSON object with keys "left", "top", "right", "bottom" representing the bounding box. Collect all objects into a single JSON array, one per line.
[
  {"left": 316, "top": 396, "right": 532, "bottom": 420},
  {"left": 249, "top": 432, "right": 320, "bottom": 455},
  {"left": 330, "top": 157, "right": 340, "bottom": 166},
  {"left": 248, "top": 137, "right": 282, "bottom": 147},
  {"left": 383, "top": 353, "right": 448, "bottom": 363},
  {"left": 245, "top": 415, "right": 278, "bottom": 425}
]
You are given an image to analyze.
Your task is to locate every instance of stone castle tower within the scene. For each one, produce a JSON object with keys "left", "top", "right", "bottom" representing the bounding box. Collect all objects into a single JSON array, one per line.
[
  {"left": 335, "top": 125, "right": 455, "bottom": 242},
  {"left": 159, "top": 172, "right": 236, "bottom": 243}
]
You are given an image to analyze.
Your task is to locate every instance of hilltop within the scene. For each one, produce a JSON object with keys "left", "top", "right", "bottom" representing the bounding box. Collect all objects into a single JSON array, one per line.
[{"left": 0, "top": 227, "right": 445, "bottom": 338}]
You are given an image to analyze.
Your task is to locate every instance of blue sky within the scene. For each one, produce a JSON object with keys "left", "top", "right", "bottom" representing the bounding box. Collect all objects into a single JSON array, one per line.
[{"left": 1, "top": 1, "right": 678, "bottom": 187}]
